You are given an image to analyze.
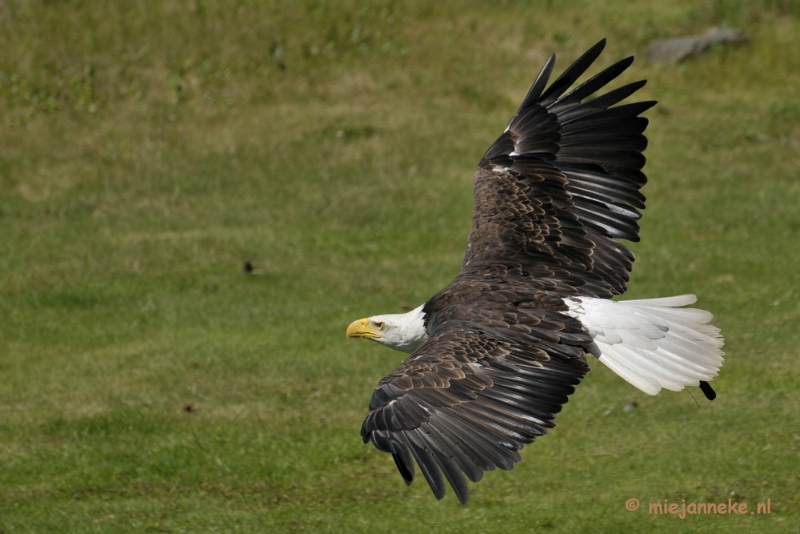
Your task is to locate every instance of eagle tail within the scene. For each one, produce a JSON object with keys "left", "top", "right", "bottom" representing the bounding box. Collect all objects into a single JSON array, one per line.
[{"left": 566, "top": 295, "right": 725, "bottom": 397}]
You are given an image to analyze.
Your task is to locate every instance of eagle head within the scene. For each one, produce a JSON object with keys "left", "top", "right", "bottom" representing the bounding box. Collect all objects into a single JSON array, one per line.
[{"left": 346, "top": 305, "right": 428, "bottom": 353}]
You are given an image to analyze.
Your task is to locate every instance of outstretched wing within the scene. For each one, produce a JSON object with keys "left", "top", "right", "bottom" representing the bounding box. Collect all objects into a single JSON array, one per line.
[
  {"left": 361, "top": 289, "right": 591, "bottom": 504},
  {"left": 362, "top": 41, "right": 652, "bottom": 503},
  {"left": 462, "top": 38, "right": 655, "bottom": 298}
]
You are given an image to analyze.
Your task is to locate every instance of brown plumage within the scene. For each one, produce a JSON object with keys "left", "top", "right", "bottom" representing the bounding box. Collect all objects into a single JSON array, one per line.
[{"left": 351, "top": 39, "right": 722, "bottom": 504}]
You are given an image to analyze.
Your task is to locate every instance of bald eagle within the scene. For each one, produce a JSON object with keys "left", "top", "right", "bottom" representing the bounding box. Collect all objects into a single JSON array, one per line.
[{"left": 346, "top": 39, "right": 724, "bottom": 505}]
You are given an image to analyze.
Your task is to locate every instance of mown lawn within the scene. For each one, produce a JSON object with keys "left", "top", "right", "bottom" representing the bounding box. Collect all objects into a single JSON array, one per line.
[{"left": 1, "top": 1, "right": 799, "bottom": 532}]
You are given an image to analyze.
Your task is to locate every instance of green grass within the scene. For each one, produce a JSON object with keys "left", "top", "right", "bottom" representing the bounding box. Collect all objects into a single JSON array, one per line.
[{"left": 2, "top": 0, "right": 799, "bottom": 532}]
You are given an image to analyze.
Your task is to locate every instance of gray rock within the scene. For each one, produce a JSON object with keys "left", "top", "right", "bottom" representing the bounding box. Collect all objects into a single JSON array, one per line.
[{"left": 648, "top": 27, "right": 748, "bottom": 65}]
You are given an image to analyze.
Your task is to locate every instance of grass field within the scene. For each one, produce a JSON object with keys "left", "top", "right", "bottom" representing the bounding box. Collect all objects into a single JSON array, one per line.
[{"left": 2, "top": 0, "right": 799, "bottom": 532}]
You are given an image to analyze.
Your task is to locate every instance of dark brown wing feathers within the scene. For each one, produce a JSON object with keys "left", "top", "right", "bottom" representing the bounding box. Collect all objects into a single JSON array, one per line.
[
  {"left": 363, "top": 285, "right": 591, "bottom": 504},
  {"left": 471, "top": 39, "right": 654, "bottom": 297},
  {"left": 362, "top": 39, "right": 652, "bottom": 503}
]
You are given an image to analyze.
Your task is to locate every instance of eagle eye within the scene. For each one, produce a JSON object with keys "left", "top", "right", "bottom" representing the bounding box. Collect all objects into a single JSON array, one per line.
[{"left": 375, "top": 321, "right": 386, "bottom": 331}]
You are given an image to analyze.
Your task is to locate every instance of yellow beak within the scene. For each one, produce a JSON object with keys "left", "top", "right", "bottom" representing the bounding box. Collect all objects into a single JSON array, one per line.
[{"left": 346, "top": 318, "right": 381, "bottom": 339}]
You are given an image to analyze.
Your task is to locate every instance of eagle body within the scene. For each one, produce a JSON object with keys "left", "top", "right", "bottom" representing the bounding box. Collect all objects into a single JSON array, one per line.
[{"left": 346, "top": 39, "right": 724, "bottom": 504}]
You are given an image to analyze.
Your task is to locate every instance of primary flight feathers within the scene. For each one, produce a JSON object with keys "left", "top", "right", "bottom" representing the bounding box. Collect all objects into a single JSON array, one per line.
[{"left": 347, "top": 38, "right": 724, "bottom": 505}]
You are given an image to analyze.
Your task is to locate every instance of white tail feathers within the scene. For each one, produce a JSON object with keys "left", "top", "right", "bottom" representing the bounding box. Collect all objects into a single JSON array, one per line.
[{"left": 564, "top": 295, "right": 725, "bottom": 396}]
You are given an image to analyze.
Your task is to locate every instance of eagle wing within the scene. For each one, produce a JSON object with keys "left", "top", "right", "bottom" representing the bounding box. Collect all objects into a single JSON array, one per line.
[
  {"left": 361, "top": 289, "right": 591, "bottom": 504},
  {"left": 362, "top": 40, "right": 654, "bottom": 503},
  {"left": 463, "top": 38, "right": 655, "bottom": 298}
]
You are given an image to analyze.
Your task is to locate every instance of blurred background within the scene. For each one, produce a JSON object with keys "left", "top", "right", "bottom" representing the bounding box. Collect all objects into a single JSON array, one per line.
[{"left": 1, "top": 1, "right": 798, "bottom": 531}]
